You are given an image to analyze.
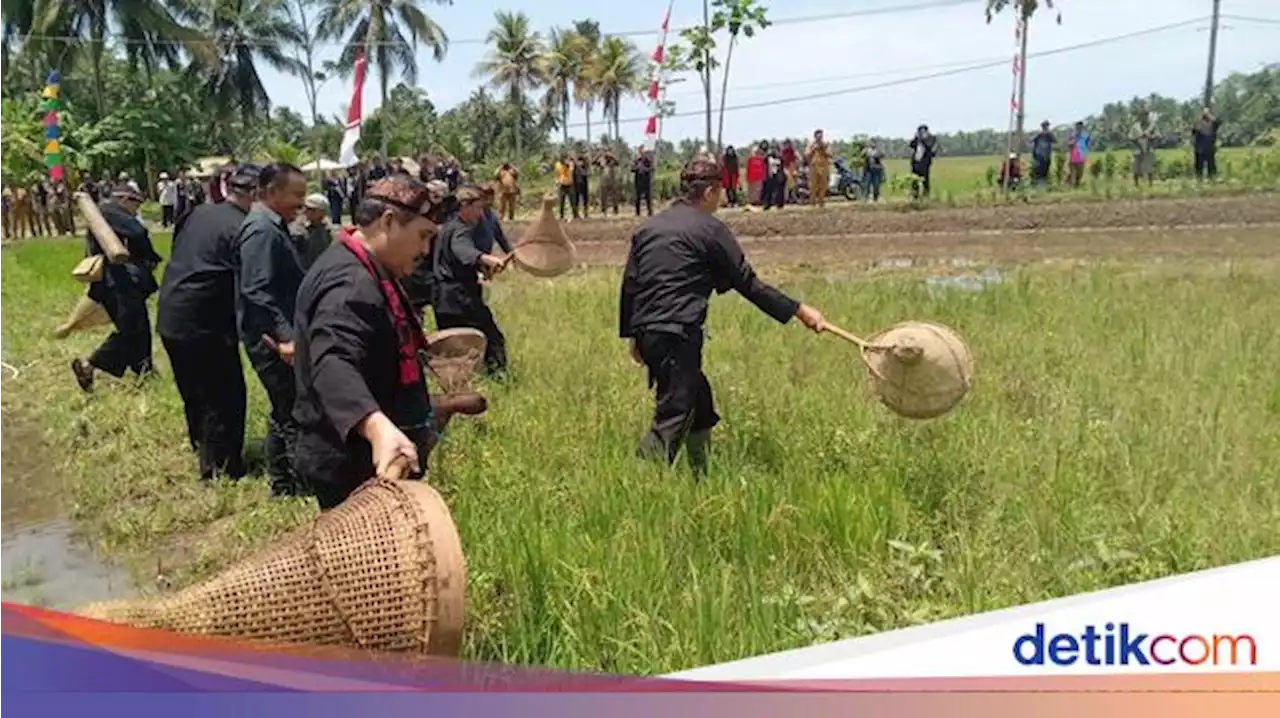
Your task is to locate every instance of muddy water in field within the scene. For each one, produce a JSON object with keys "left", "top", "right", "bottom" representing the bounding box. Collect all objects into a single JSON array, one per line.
[{"left": 1, "top": 415, "right": 133, "bottom": 610}]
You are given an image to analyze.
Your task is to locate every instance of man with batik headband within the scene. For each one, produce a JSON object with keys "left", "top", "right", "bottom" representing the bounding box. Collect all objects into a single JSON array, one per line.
[
  {"left": 432, "top": 184, "right": 509, "bottom": 377},
  {"left": 619, "top": 157, "right": 827, "bottom": 476},
  {"left": 292, "top": 176, "right": 487, "bottom": 510},
  {"left": 72, "top": 184, "right": 164, "bottom": 392},
  {"left": 400, "top": 179, "right": 456, "bottom": 318}
]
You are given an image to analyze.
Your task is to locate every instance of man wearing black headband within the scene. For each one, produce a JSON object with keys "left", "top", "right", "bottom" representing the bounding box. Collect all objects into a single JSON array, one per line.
[
  {"left": 619, "top": 158, "right": 827, "bottom": 476},
  {"left": 236, "top": 162, "right": 308, "bottom": 497},
  {"left": 292, "top": 175, "right": 487, "bottom": 509},
  {"left": 432, "top": 184, "right": 510, "bottom": 377},
  {"left": 71, "top": 185, "right": 164, "bottom": 393},
  {"left": 156, "top": 165, "right": 259, "bottom": 480}
]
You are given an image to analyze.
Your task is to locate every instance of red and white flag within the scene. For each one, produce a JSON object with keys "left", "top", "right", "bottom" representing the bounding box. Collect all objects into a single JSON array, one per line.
[
  {"left": 643, "top": 2, "right": 674, "bottom": 148},
  {"left": 338, "top": 52, "right": 367, "bottom": 167}
]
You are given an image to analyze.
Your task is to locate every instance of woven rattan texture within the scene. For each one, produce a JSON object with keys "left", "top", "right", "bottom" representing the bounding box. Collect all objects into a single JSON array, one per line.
[
  {"left": 79, "top": 479, "right": 463, "bottom": 654},
  {"left": 862, "top": 321, "right": 974, "bottom": 420}
]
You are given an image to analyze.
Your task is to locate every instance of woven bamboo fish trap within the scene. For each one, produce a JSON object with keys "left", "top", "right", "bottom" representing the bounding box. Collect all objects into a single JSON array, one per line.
[
  {"left": 423, "top": 328, "right": 486, "bottom": 393},
  {"left": 78, "top": 478, "right": 467, "bottom": 656},
  {"left": 54, "top": 294, "right": 112, "bottom": 339},
  {"left": 826, "top": 320, "right": 974, "bottom": 420},
  {"left": 502, "top": 194, "right": 576, "bottom": 278}
]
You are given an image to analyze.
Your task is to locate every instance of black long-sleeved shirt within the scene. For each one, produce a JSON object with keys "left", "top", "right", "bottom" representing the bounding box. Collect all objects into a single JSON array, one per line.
[
  {"left": 236, "top": 205, "right": 304, "bottom": 362},
  {"left": 475, "top": 208, "right": 513, "bottom": 254},
  {"left": 431, "top": 217, "right": 487, "bottom": 315},
  {"left": 86, "top": 200, "right": 163, "bottom": 302},
  {"left": 619, "top": 199, "right": 799, "bottom": 338},
  {"left": 157, "top": 201, "right": 249, "bottom": 341},
  {"left": 292, "top": 241, "right": 432, "bottom": 495}
]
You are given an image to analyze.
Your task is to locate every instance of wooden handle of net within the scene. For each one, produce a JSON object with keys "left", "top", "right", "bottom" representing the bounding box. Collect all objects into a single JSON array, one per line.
[
  {"left": 823, "top": 323, "right": 875, "bottom": 350},
  {"left": 74, "top": 192, "right": 130, "bottom": 263},
  {"left": 380, "top": 454, "right": 416, "bottom": 482}
]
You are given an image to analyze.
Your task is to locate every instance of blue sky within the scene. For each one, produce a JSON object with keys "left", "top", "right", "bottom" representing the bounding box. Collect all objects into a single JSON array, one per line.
[{"left": 263, "top": 0, "right": 1278, "bottom": 147}]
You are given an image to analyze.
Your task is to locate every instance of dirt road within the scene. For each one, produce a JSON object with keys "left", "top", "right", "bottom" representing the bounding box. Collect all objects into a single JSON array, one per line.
[{"left": 510, "top": 194, "right": 1280, "bottom": 245}]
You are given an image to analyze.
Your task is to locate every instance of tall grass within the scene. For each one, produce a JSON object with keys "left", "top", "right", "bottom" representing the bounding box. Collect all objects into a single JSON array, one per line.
[{"left": 2, "top": 236, "right": 1279, "bottom": 673}]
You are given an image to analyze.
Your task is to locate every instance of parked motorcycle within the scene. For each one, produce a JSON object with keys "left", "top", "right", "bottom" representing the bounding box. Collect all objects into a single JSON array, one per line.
[{"left": 793, "top": 157, "right": 861, "bottom": 203}]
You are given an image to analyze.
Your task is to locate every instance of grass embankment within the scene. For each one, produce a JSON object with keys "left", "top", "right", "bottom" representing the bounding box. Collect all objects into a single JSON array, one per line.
[{"left": 3, "top": 231, "right": 1280, "bottom": 673}]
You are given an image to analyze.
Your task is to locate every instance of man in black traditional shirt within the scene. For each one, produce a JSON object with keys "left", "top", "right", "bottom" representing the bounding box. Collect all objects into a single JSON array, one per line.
[
  {"left": 157, "top": 165, "right": 260, "bottom": 480},
  {"left": 293, "top": 176, "right": 486, "bottom": 509},
  {"left": 236, "top": 162, "right": 307, "bottom": 496},
  {"left": 619, "top": 157, "right": 826, "bottom": 475},
  {"left": 432, "top": 184, "right": 509, "bottom": 377},
  {"left": 71, "top": 185, "right": 164, "bottom": 392}
]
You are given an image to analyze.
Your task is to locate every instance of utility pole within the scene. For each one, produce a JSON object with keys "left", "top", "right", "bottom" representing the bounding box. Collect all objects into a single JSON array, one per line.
[
  {"left": 1204, "top": 0, "right": 1222, "bottom": 107},
  {"left": 703, "top": 0, "right": 714, "bottom": 152},
  {"left": 1014, "top": 3, "right": 1030, "bottom": 152}
]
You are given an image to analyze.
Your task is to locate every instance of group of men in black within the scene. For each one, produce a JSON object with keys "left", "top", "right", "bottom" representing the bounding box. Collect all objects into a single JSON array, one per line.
[{"left": 72, "top": 153, "right": 828, "bottom": 511}]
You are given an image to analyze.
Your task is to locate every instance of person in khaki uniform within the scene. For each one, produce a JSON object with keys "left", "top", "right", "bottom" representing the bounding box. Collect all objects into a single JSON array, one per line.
[
  {"left": 805, "top": 129, "right": 832, "bottom": 208},
  {"left": 494, "top": 162, "right": 520, "bottom": 221}
]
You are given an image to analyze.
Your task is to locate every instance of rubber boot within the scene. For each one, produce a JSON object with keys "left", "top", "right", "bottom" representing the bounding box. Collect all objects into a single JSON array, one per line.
[{"left": 685, "top": 429, "right": 711, "bottom": 478}]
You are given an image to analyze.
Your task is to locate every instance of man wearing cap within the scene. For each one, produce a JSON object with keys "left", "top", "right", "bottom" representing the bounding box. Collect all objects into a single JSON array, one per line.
[
  {"left": 292, "top": 194, "right": 334, "bottom": 271},
  {"left": 235, "top": 162, "right": 308, "bottom": 497},
  {"left": 293, "top": 175, "right": 488, "bottom": 509},
  {"left": 432, "top": 184, "right": 509, "bottom": 377},
  {"left": 158, "top": 171, "right": 178, "bottom": 227},
  {"left": 156, "top": 165, "right": 260, "bottom": 480},
  {"left": 618, "top": 157, "right": 827, "bottom": 476},
  {"left": 71, "top": 185, "right": 164, "bottom": 393}
]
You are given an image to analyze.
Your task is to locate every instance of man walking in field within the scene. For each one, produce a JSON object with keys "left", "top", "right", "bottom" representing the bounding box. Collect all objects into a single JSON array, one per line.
[
  {"left": 432, "top": 185, "right": 510, "bottom": 378},
  {"left": 618, "top": 157, "right": 827, "bottom": 476},
  {"left": 1131, "top": 108, "right": 1158, "bottom": 187},
  {"left": 236, "top": 163, "right": 309, "bottom": 497}
]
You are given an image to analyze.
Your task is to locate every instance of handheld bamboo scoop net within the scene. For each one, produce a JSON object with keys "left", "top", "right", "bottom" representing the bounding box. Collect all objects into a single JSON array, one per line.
[
  {"left": 78, "top": 468, "right": 467, "bottom": 656},
  {"left": 499, "top": 194, "right": 577, "bottom": 277},
  {"left": 423, "top": 328, "right": 487, "bottom": 393},
  {"left": 824, "top": 320, "right": 974, "bottom": 420}
]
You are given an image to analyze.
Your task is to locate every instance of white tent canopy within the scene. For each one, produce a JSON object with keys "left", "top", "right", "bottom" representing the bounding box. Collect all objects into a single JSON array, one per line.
[{"left": 301, "top": 158, "right": 346, "bottom": 172}]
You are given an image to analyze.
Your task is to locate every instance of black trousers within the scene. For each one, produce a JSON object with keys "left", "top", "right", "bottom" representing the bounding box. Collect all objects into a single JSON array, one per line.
[
  {"left": 162, "top": 334, "right": 247, "bottom": 480},
  {"left": 635, "top": 328, "right": 719, "bottom": 465},
  {"left": 89, "top": 285, "right": 154, "bottom": 378},
  {"left": 572, "top": 178, "right": 589, "bottom": 218},
  {"left": 912, "top": 167, "right": 932, "bottom": 198},
  {"left": 435, "top": 305, "right": 507, "bottom": 375},
  {"left": 634, "top": 178, "right": 652, "bottom": 216},
  {"left": 559, "top": 184, "right": 575, "bottom": 219},
  {"left": 251, "top": 355, "right": 306, "bottom": 496},
  {"left": 1195, "top": 148, "right": 1217, "bottom": 180},
  {"left": 161, "top": 204, "right": 175, "bottom": 227},
  {"left": 762, "top": 174, "right": 786, "bottom": 209}
]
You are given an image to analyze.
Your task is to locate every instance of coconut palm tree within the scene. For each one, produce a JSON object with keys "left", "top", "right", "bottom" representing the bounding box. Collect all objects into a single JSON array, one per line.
[
  {"left": 474, "top": 10, "right": 545, "bottom": 161},
  {"left": 316, "top": 0, "right": 449, "bottom": 158},
  {"left": 571, "top": 18, "right": 601, "bottom": 143},
  {"left": 29, "top": 0, "right": 208, "bottom": 117},
  {"left": 541, "top": 26, "right": 581, "bottom": 146},
  {"left": 177, "top": 0, "right": 305, "bottom": 126},
  {"left": 593, "top": 35, "right": 642, "bottom": 142}
]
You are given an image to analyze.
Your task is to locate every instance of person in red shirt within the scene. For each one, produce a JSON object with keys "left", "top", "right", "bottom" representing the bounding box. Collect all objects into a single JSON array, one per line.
[{"left": 745, "top": 144, "right": 767, "bottom": 206}]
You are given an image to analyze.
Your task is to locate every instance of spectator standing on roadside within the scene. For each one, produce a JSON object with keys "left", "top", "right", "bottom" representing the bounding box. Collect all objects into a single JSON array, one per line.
[
  {"left": 1030, "top": 121, "right": 1055, "bottom": 187},
  {"left": 1067, "top": 121, "right": 1091, "bottom": 187},
  {"left": 1131, "top": 108, "right": 1158, "bottom": 187},
  {"left": 158, "top": 172, "right": 178, "bottom": 227},
  {"left": 908, "top": 125, "right": 939, "bottom": 199},
  {"left": 632, "top": 146, "right": 654, "bottom": 217},
  {"left": 746, "top": 144, "right": 766, "bottom": 206},
  {"left": 1191, "top": 107, "right": 1221, "bottom": 182},
  {"left": 863, "top": 140, "right": 885, "bottom": 201}
]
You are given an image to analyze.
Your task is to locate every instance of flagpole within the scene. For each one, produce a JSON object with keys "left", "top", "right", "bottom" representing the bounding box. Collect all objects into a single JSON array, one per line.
[{"left": 645, "top": 1, "right": 674, "bottom": 168}]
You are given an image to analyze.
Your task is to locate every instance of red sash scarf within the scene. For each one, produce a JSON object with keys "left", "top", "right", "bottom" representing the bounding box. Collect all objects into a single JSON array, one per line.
[{"left": 337, "top": 229, "right": 426, "bottom": 385}]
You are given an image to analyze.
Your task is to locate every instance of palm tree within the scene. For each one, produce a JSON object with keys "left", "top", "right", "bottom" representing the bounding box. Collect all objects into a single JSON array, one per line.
[
  {"left": 474, "top": 10, "right": 545, "bottom": 162},
  {"left": 317, "top": 0, "right": 449, "bottom": 158},
  {"left": 541, "top": 27, "right": 582, "bottom": 146},
  {"left": 571, "top": 18, "right": 601, "bottom": 143},
  {"left": 178, "top": 0, "right": 305, "bottom": 126},
  {"left": 29, "top": 0, "right": 208, "bottom": 117},
  {"left": 593, "top": 35, "right": 642, "bottom": 142}
]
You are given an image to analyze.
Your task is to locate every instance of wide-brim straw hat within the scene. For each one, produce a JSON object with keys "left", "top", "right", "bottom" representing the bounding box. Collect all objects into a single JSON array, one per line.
[{"left": 861, "top": 321, "right": 974, "bottom": 420}]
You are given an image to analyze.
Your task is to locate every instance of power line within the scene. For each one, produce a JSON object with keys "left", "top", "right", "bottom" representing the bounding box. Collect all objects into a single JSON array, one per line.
[
  {"left": 1222, "top": 14, "right": 1280, "bottom": 26},
  {"left": 16, "top": 0, "right": 983, "bottom": 48},
  {"left": 578, "top": 16, "right": 1211, "bottom": 129}
]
